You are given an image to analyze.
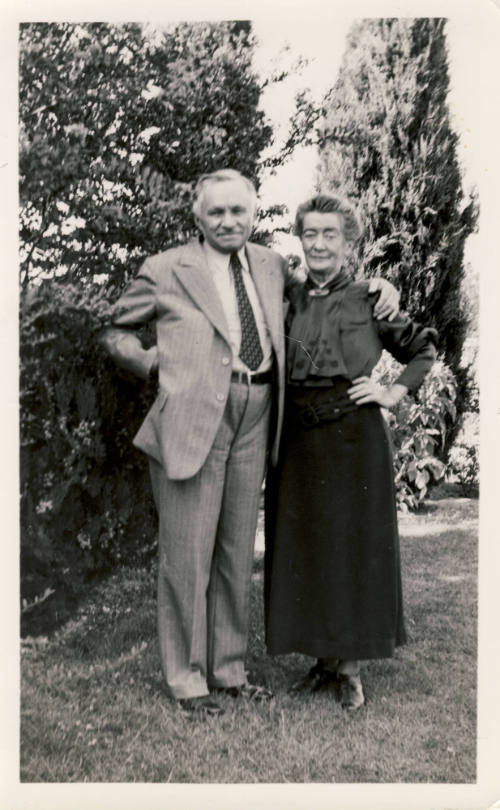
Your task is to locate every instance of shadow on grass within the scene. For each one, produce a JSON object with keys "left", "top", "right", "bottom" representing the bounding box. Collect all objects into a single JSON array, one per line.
[
  {"left": 20, "top": 561, "right": 155, "bottom": 642},
  {"left": 21, "top": 577, "right": 91, "bottom": 639}
]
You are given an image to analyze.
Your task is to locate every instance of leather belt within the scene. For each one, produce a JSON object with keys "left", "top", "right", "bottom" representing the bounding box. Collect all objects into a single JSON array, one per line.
[
  {"left": 231, "top": 369, "right": 273, "bottom": 385},
  {"left": 296, "top": 396, "right": 357, "bottom": 428}
]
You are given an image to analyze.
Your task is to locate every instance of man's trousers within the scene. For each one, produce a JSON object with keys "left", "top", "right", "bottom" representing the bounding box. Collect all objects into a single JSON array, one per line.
[{"left": 149, "top": 380, "right": 271, "bottom": 699}]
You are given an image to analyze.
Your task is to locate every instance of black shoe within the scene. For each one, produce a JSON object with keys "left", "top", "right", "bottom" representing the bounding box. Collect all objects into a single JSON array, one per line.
[
  {"left": 214, "top": 683, "right": 274, "bottom": 701},
  {"left": 289, "top": 662, "right": 337, "bottom": 694},
  {"left": 178, "top": 695, "right": 225, "bottom": 717}
]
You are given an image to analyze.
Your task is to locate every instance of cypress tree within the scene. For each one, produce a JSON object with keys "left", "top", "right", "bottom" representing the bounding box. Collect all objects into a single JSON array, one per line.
[{"left": 317, "top": 18, "right": 478, "bottom": 422}]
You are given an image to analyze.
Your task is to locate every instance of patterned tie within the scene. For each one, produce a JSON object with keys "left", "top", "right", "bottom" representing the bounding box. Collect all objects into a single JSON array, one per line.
[{"left": 230, "top": 252, "right": 264, "bottom": 371}]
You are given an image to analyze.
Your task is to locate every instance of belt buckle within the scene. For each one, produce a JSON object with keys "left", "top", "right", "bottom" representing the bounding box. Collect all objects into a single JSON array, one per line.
[{"left": 300, "top": 404, "right": 320, "bottom": 428}]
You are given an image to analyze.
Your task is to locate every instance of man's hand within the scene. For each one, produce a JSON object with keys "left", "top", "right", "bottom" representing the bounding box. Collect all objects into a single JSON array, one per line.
[
  {"left": 368, "top": 278, "right": 400, "bottom": 321},
  {"left": 348, "top": 377, "right": 408, "bottom": 409}
]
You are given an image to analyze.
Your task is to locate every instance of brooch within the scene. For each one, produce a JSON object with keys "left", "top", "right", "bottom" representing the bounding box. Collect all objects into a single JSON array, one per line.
[{"left": 307, "top": 287, "right": 331, "bottom": 297}]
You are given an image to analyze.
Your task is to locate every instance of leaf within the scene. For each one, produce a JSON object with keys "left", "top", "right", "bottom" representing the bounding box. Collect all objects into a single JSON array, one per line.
[
  {"left": 76, "top": 381, "right": 97, "bottom": 420},
  {"left": 415, "top": 469, "right": 430, "bottom": 489},
  {"left": 407, "top": 460, "right": 417, "bottom": 481}
]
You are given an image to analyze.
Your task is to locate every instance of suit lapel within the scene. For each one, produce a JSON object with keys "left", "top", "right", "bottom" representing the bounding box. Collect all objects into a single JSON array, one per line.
[{"left": 173, "top": 240, "right": 231, "bottom": 344}]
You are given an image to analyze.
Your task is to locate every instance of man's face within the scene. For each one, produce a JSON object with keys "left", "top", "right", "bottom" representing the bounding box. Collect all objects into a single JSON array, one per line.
[
  {"left": 195, "top": 179, "right": 255, "bottom": 254},
  {"left": 300, "top": 211, "right": 349, "bottom": 281}
]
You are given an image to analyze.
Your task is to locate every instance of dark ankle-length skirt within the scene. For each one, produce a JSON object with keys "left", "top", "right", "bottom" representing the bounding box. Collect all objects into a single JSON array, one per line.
[{"left": 265, "top": 381, "right": 407, "bottom": 660}]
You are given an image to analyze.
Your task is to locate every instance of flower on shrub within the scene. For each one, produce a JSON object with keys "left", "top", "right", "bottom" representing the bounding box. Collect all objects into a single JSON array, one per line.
[
  {"left": 77, "top": 531, "right": 92, "bottom": 550},
  {"left": 36, "top": 499, "right": 53, "bottom": 515}
]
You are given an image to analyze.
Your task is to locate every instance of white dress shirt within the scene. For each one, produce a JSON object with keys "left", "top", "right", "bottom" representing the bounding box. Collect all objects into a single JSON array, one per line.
[{"left": 203, "top": 241, "right": 273, "bottom": 374}]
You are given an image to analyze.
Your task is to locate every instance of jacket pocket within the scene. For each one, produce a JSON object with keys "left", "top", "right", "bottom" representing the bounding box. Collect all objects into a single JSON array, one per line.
[{"left": 340, "top": 314, "right": 371, "bottom": 329}]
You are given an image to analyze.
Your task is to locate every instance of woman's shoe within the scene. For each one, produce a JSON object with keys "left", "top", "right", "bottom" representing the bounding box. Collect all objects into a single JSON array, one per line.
[
  {"left": 289, "top": 661, "right": 336, "bottom": 694},
  {"left": 338, "top": 674, "right": 365, "bottom": 711}
]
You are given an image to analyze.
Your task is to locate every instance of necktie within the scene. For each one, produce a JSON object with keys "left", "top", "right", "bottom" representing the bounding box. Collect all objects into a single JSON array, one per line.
[{"left": 230, "top": 252, "right": 264, "bottom": 371}]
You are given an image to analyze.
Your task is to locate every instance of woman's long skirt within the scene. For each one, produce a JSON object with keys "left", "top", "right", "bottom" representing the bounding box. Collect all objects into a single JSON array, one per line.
[{"left": 265, "top": 380, "right": 407, "bottom": 660}]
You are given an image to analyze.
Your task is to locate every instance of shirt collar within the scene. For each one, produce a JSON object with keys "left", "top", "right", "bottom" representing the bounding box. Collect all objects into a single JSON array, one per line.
[{"left": 202, "top": 239, "right": 248, "bottom": 272}]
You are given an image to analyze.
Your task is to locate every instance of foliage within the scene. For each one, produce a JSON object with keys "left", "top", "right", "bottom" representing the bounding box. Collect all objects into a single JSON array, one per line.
[
  {"left": 19, "top": 21, "right": 273, "bottom": 290},
  {"left": 315, "top": 18, "right": 478, "bottom": 439},
  {"left": 19, "top": 21, "right": 277, "bottom": 598},
  {"left": 447, "top": 443, "right": 479, "bottom": 497},
  {"left": 447, "top": 413, "right": 479, "bottom": 496},
  {"left": 20, "top": 281, "right": 159, "bottom": 602},
  {"left": 21, "top": 587, "right": 55, "bottom": 615},
  {"left": 374, "top": 354, "right": 457, "bottom": 511}
]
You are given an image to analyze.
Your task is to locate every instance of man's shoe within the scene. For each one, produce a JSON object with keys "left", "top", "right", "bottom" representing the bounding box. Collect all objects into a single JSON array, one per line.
[
  {"left": 338, "top": 674, "right": 365, "bottom": 711},
  {"left": 215, "top": 683, "right": 274, "bottom": 701},
  {"left": 178, "top": 695, "right": 225, "bottom": 717},
  {"left": 289, "top": 661, "right": 337, "bottom": 694}
]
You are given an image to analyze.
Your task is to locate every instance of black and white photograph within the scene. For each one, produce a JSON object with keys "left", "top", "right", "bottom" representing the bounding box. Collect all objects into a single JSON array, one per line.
[{"left": 3, "top": 0, "right": 499, "bottom": 808}]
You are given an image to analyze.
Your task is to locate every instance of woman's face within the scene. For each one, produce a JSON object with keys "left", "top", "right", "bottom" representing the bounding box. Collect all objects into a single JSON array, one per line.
[{"left": 300, "top": 211, "right": 349, "bottom": 282}]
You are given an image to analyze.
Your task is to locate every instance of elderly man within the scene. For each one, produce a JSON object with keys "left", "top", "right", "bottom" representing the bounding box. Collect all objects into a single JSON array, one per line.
[{"left": 101, "top": 169, "right": 398, "bottom": 717}]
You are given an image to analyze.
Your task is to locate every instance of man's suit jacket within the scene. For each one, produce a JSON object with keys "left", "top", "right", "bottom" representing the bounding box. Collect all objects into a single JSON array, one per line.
[{"left": 101, "top": 238, "right": 288, "bottom": 480}]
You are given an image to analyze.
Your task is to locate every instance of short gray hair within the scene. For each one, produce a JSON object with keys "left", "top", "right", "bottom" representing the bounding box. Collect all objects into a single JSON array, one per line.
[
  {"left": 294, "top": 193, "right": 363, "bottom": 243},
  {"left": 192, "top": 169, "right": 258, "bottom": 217}
]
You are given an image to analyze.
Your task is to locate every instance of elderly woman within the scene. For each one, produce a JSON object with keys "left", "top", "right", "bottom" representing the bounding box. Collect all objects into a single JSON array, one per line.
[{"left": 265, "top": 193, "right": 437, "bottom": 710}]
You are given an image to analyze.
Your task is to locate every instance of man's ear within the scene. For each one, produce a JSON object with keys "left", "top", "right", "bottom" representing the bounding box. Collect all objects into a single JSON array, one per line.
[{"left": 194, "top": 216, "right": 206, "bottom": 238}]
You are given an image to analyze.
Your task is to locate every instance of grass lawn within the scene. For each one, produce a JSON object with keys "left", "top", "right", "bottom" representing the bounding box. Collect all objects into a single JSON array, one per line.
[{"left": 20, "top": 494, "right": 477, "bottom": 783}]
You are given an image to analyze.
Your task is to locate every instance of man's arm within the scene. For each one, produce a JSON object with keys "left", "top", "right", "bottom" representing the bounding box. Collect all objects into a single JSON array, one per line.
[
  {"left": 368, "top": 277, "right": 400, "bottom": 321},
  {"left": 281, "top": 252, "right": 400, "bottom": 319},
  {"left": 100, "top": 258, "right": 158, "bottom": 381},
  {"left": 282, "top": 258, "right": 306, "bottom": 299}
]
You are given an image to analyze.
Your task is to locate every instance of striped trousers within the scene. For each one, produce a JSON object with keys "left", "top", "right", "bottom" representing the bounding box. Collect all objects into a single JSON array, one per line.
[{"left": 149, "top": 381, "right": 271, "bottom": 699}]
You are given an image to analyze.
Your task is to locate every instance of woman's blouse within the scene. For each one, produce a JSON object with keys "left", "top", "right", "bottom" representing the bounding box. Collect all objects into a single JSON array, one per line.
[{"left": 285, "top": 272, "right": 438, "bottom": 391}]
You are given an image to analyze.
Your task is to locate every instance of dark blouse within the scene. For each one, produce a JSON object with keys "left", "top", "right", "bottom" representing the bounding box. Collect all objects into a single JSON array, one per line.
[{"left": 285, "top": 272, "right": 438, "bottom": 392}]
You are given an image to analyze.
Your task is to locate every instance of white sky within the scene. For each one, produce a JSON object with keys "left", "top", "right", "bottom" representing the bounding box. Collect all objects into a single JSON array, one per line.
[{"left": 251, "top": 15, "right": 482, "bottom": 262}]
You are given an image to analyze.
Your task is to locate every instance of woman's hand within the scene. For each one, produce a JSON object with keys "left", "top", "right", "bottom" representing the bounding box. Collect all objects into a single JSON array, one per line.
[
  {"left": 368, "top": 278, "right": 400, "bottom": 321},
  {"left": 348, "top": 377, "right": 408, "bottom": 408}
]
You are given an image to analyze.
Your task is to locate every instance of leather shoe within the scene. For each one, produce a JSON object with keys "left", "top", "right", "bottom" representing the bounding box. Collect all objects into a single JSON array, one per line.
[
  {"left": 338, "top": 674, "right": 365, "bottom": 711},
  {"left": 178, "top": 695, "right": 225, "bottom": 717},
  {"left": 289, "top": 662, "right": 336, "bottom": 694},
  {"left": 214, "top": 683, "right": 274, "bottom": 701}
]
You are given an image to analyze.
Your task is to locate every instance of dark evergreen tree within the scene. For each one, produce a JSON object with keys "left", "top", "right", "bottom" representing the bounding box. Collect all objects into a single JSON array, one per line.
[{"left": 317, "top": 18, "right": 478, "bottom": 421}]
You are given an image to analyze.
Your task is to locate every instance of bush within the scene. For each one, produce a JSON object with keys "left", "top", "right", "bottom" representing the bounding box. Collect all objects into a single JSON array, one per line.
[
  {"left": 447, "top": 413, "right": 479, "bottom": 496},
  {"left": 374, "top": 353, "right": 457, "bottom": 511},
  {"left": 20, "top": 281, "right": 158, "bottom": 604}
]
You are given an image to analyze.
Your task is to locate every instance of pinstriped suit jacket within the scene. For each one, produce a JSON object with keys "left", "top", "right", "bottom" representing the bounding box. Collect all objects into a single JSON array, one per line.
[{"left": 101, "top": 238, "right": 288, "bottom": 480}]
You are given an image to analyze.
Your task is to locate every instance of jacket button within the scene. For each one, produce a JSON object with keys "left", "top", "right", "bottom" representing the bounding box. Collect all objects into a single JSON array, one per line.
[
  {"left": 216, "top": 393, "right": 225, "bottom": 402},
  {"left": 222, "top": 357, "right": 230, "bottom": 366}
]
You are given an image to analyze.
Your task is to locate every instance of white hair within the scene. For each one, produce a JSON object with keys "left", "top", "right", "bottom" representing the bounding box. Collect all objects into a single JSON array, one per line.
[{"left": 192, "top": 169, "right": 258, "bottom": 217}]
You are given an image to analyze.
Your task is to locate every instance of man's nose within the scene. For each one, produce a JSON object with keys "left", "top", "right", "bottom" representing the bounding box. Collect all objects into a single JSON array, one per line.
[{"left": 221, "top": 210, "right": 236, "bottom": 228}]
